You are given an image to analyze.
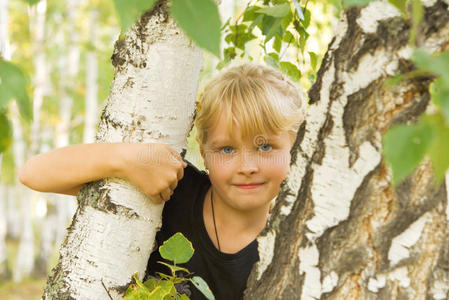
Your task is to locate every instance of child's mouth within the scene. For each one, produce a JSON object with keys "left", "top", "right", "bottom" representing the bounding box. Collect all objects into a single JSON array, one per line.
[{"left": 234, "top": 183, "right": 264, "bottom": 189}]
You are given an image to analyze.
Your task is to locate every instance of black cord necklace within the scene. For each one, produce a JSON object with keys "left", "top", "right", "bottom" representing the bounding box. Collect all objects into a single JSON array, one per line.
[{"left": 210, "top": 188, "right": 221, "bottom": 251}]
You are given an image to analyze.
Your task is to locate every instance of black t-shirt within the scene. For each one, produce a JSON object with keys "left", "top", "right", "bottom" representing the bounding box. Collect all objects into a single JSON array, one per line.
[{"left": 145, "top": 161, "right": 259, "bottom": 300}]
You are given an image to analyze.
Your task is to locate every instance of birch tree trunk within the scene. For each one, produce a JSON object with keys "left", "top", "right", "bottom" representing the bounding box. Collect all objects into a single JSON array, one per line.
[
  {"left": 53, "top": 0, "right": 80, "bottom": 245},
  {"left": 43, "top": 2, "right": 203, "bottom": 299},
  {"left": 245, "top": 1, "right": 449, "bottom": 299},
  {"left": 83, "top": 8, "right": 99, "bottom": 144},
  {"left": 11, "top": 101, "right": 34, "bottom": 282}
]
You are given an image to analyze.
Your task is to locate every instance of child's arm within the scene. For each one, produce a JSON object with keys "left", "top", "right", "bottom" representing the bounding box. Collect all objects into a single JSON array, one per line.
[{"left": 19, "top": 143, "right": 187, "bottom": 204}]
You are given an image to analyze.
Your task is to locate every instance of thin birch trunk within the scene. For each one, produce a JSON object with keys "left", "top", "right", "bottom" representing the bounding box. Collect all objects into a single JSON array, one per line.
[
  {"left": 245, "top": 1, "right": 449, "bottom": 299},
  {"left": 33, "top": 127, "right": 58, "bottom": 278},
  {"left": 53, "top": 0, "right": 80, "bottom": 245},
  {"left": 43, "top": 2, "right": 203, "bottom": 299},
  {"left": 84, "top": 8, "right": 99, "bottom": 144},
  {"left": 11, "top": 101, "right": 34, "bottom": 282}
]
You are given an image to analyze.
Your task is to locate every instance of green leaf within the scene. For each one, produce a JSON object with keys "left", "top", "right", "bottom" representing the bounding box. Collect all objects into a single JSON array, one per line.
[
  {"left": 159, "top": 232, "right": 194, "bottom": 264},
  {"left": 148, "top": 280, "right": 175, "bottom": 300},
  {"left": 282, "top": 31, "right": 295, "bottom": 44},
  {"left": 171, "top": 0, "right": 222, "bottom": 57},
  {"left": 113, "top": 0, "right": 157, "bottom": 33},
  {"left": 409, "top": 0, "right": 423, "bottom": 45},
  {"left": 425, "top": 114, "right": 449, "bottom": 185},
  {"left": 280, "top": 61, "right": 301, "bottom": 81},
  {"left": 281, "top": 10, "right": 293, "bottom": 31},
  {"left": 309, "top": 51, "right": 318, "bottom": 71},
  {"left": 190, "top": 276, "right": 215, "bottom": 300},
  {"left": 225, "top": 25, "right": 256, "bottom": 50},
  {"left": 143, "top": 278, "right": 158, "bottom": 291},
  {"left": 388, "top": 0, "right": 407, "bottom": 16},
  {"left": 256, "top": 3, "right": 290, "bottom": 18},
  {"left": 179, "top": 294, "right": 190, "bottom": 300},
  {"left": 264, "top": 54, "right": 278, "bottom": 67},
  {"left": 0, "top": 111, "right": 12, "bottom": 154},
  {"left": 412, "top": 49, "right": 449, "bottom": 84},
  {"left": 273, "top": 35, "right": 282, "bottom": 52},
  {"left": 243, "top": 5, "right": 262, "bottom": 22},
  {"left": 383, "top": 118, "right": 435, "bottom": 185},
  {"left": 248, "top": 14, "right": 264, "bottom": 33},
  {"left": 125, "top": 274, "right": 152, "bottom": 300},
  {"left": 430, "top": 78, "right": 449, "bottom": 125},
  {"left": 262, "top": 16, "right": 283, "bottom": 42},
  {"left": 302, "top": 8, "right": 311, "bottom": 29},
  {"left": 0, "top": 60, "right": 32, "bottom": 121}
]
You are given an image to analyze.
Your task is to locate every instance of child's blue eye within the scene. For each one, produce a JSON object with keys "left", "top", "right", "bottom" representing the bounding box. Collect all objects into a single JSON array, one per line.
[
  {"left": 258, "top": 144, "right": 272, "bottom": 152},
  {"left": 220, "top": 146, "right": 235, "bottom": 154}
]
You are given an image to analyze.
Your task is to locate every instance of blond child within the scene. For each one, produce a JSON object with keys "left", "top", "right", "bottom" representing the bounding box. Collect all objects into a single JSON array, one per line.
[{"left": 20, "top": 63, "right": 304, "bottom": 299}]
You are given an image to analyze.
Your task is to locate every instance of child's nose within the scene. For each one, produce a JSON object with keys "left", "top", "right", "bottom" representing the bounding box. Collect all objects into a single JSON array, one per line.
[{"left": 237, "top": 151, "right": 259, "bottom": 174}]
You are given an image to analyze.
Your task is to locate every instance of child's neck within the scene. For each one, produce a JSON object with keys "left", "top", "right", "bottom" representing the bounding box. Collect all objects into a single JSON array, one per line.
[{"left": 203, "top": 187, "right": 270, "bottom": 254}]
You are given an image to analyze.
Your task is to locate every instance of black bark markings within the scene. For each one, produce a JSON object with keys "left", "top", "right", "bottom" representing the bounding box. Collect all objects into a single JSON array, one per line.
[
  {"left": 290, "top": 120, "right": 307, "bottom": 166},
  {"left": 111, "top": 0, "right": 170, "bottom": 73}
]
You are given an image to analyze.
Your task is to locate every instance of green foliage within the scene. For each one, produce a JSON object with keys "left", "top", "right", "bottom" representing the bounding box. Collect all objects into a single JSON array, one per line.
[
  {"left": 112, "top": 0, "right": 157, "bottom": 33},
  {"left": 0, "top": 60, "right": 32, "bottom": 121},
  {"left": 0, "top": 111, "right": 12, "bottom": 154},
  {"left": 383, "top": 49, "right": 449, "bottom": 186},
  {"left": 171, "top": 0, "right": 222, "bottom": 57},
  {"left": 383, "top": 116, "right": 435, "bottom": 185},
  {"left": 126, "top": 233, "right": 215, "bottom": 300},
  {"left": 220, "top": 0, "right": 316, "bottom": 81}
]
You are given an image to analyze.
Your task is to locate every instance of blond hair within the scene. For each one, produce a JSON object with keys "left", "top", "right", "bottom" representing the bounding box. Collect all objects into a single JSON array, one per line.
[{"left": 194, "top": 63, "right": 305, "bottom": 146}]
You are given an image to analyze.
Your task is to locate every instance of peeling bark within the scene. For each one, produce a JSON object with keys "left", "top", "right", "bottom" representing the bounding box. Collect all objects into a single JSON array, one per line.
[
  {"left": 245, "top": 1, "right": 449, "bottom": 299},
  {"left": 43, "top": 1, "right": 203, "bottom": 299}
]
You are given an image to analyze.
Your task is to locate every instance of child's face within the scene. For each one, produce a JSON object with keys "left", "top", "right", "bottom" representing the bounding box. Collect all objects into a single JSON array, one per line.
[{"left": 200, "top": 113, "right": 293, "bottom": 213}]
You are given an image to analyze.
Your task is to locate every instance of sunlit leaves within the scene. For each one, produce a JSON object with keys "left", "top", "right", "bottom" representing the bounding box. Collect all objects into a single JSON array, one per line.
[
  {"left": 112, "top": 0, "right": 157, "bottom": 33},
  {"left": 280, "top": 61, "right": 301, "bottom": 81},
  {"left": 171, "top": 0, "right": 221, "bottom": 57},
  {"left": 0, "top": 60, "right": 32, "bottom": 121},
  {"left": 256, "top": 3, "right": 290, "bottom": 18}
]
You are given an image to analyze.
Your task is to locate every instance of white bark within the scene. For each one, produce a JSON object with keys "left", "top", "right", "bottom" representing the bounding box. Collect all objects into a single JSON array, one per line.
[
  {"left": 84, "top": 8, "right": 99, "bottom": 144},
  {"left": 53, "top": 0, "right": 80, "bottom": 245},
  {"left": 33, "top": 128, "right": 58, "bottom": 278},
  {"left": 0, "top": 0, "right": 10, "bottom": 59},
  {"left": 43, "top": 3, "right": 203, "bottom": 299},
  {"left": 29, "top": 0, "right": 47, "bottom": 155},
  {"left": 0, "top": 182, "right": 9, "bottom": 279},
  {"left": 10, "top": 102, "right": 34, "bottom": 282}
]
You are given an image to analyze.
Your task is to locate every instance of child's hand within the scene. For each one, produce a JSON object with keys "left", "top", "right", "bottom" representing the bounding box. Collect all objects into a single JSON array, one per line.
[{"left": 118, "top": 143, "right": 187, "bottom": 204}]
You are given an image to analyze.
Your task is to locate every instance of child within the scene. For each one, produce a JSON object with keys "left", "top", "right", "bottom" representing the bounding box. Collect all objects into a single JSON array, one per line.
[{"left": 19, "top": 63, "right": 304, "bottom": 299}]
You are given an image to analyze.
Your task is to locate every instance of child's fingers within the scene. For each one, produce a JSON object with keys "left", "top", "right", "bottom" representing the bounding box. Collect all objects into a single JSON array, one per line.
[{"left": 160, "top": 188, "right": 173, "bottom": 202}]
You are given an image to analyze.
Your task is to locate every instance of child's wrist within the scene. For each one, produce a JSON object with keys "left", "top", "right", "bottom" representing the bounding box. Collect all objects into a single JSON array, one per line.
[{"left": 109, "top": 142, "right": 129, "bottom": 179}]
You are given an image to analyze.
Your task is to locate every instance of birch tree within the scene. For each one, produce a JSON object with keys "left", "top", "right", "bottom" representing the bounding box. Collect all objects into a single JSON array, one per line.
[
  {"left": 244, "top": 1, "right": 449, "bottom": 299},
  {"left": 43, "top": 2, "right": 203, "bottom": 298}
]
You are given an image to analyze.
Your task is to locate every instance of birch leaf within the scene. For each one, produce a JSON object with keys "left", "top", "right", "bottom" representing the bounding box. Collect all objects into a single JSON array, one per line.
[
  {"left": 113, "top": 0, "right": 157, "bottom": 33},
  {"left": 171, "top": 0, "right": 221, "bottom": 57},
  {"left": 159, "top": 232, "right": 194, "bottom": 264}
]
